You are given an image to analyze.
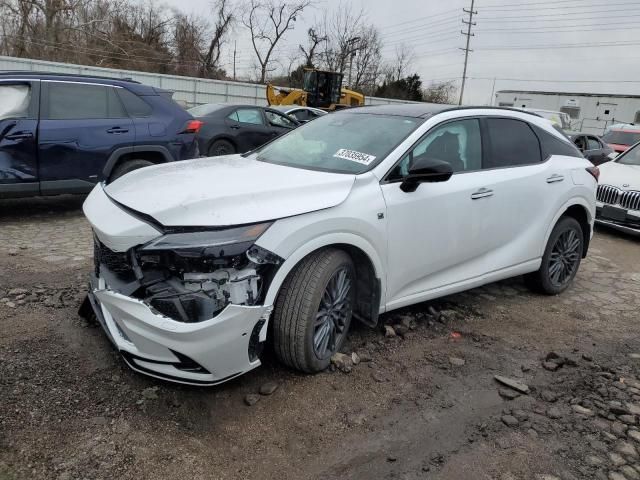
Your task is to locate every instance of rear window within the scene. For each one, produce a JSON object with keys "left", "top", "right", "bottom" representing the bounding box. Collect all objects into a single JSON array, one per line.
[
  {"left": 117, "top": 88, "right": 153, "bottom": 117},
  {"left": 602, "top": 130, "right": 640, "bottom": 146},
  {"left": 188, "top": 104, "right": 225, "bottom": 117},
  {"left": 46, "top": 83, "right": 126, "bottom": 120},
  {"left": 485, "top": 118, "right": 542, "bottom": 168},
  {"left": 0, "top": 84, "right": 31, "bottom": 120}
]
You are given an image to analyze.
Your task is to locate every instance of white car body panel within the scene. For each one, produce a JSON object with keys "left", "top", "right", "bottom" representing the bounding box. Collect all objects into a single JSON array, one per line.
[
  {"left": 598, "top": 161, "right": 640, "bottom": 190},
  {"left": 84, "top": 185, "right": 161, "bottom": 252},
  {"left": 82, "top": 106, "right": 597, "bottom": 385},
  {"left": 104, "top": 154, "right": 356, "bottom": 227}
]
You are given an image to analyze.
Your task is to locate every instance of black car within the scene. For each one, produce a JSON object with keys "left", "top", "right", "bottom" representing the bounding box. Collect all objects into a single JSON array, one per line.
[
  {"left": 567, "top": 131, "right": 613, "bottom": 166},
  {"left": 188, "top": 104, "right": 300, "bottom": 157},
  {"left": 0, "top": 71, "right": 200, "bottom": 198}
]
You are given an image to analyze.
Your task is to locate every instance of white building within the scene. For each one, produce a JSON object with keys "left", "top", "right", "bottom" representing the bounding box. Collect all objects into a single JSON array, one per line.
[{"left": 494, "top": 90, "right": 640, "bottom": 135}]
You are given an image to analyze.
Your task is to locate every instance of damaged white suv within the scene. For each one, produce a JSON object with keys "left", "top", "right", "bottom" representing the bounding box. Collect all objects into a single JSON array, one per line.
[{"left": 81, "top": 105, "right": 597, "bottom": 385}]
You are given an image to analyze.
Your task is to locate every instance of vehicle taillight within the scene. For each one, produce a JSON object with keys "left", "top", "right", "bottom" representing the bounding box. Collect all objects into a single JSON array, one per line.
[
  {"left": 181, "top": 120, "right": 203, "bottom": 134},
  {"left": 586, "top": 166, "right": 600, "bottom": 182}
]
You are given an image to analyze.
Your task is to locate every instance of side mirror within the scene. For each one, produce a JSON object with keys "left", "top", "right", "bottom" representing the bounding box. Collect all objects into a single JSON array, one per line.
[
  {"left": 400, "top": 158, "right": 453, "bottom": 193},
  {"left": 607, "top": 152, "right": 619, "bottom": 161}
]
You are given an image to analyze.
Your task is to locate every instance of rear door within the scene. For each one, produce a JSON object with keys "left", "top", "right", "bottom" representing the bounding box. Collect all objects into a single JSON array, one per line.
[
  {"left": 225, "top": 107, "right": 273, "bottom": 151},
  {"left": 38, "top": 81, "right": 134, "bottom": 193},
  {"left": 0, "top": 80, "right": 40, "bottom": 197}
]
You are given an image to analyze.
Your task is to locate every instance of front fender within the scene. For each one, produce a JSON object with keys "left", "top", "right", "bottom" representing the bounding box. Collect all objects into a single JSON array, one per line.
[{"left": 260, "top": 232, "right": 386, "bottom": 310}]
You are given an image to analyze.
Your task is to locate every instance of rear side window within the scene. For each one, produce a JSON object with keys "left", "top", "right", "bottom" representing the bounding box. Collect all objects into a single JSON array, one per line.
[
  {"left": 485, "top": 118, "right": 542, "bottom": 168},
  {"left": 533, "top": 126, "right": 582, "bottom": 158},
  {"left": 46, "top": 83, "right": 126, "bottom": 120},
  {"left": 0, "top": 84, "right": 31, "bottom": 120},
  {"left": 117, "top": 88, "right": 153, "bottom": 117},
  {"left": 229, "top": 108, "right": 263, "bottom": 125}
]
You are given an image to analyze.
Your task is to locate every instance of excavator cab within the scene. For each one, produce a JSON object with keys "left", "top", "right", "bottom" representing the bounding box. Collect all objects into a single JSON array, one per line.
[{"left": 303, "top": 69, "right": 343, "bottom": 109}]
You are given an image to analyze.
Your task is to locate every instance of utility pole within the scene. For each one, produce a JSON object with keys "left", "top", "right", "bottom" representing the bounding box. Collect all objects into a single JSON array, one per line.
[
  {"left": 458, "top": 0, "right": 477, "bottom": 105},
  {"left": 233, "top": 41, "right": 237, "bottom": 81}
]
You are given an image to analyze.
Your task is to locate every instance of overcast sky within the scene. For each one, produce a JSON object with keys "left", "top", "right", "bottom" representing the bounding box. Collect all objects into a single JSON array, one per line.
[{"left": 161, "top": 0, "right": 640, "bottom": 104}]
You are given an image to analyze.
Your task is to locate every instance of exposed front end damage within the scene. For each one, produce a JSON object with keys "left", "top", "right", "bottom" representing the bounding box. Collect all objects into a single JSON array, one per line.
[{"left": 83, "top": 198, "right": 283, "bottom": 385}]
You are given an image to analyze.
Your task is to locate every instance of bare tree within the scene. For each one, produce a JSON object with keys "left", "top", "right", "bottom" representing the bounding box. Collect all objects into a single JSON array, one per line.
[
  {"left": 319, "top": 4, "right": 364, "bottom": 74},
  {"left": 242, "top": 0, "right": 311, "bottom": 83},
  {"left": 200, "top": 0, "right": 234, "bottom": 77},
  {"left": 390, "top": 43, "right": 412, "bottom": 82},
  {"left": 299, "top": 26, "right": 325, "bottom": 67},
  {"left": 423, "top": 81, "right": 458, "bottom": 104},
  {"left": 350, "top": 25, "right": 382, "bottom": 93}
]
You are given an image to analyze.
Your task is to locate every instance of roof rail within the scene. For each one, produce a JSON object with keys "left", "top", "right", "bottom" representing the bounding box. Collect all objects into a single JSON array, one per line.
[
  {"left": 0, "top": 70, "right": 141, "bottom": 84},
  {"left": 439, "top": 105, "right": 544, "bottom": 119}
]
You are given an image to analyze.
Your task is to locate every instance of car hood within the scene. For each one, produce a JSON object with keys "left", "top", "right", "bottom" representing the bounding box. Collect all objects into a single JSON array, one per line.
[
  {"left": 104, "top": 155, "right": 356, "bottom": 227},
  {"left": 599, "top": 161, "right": 640, "bottom": 190}
]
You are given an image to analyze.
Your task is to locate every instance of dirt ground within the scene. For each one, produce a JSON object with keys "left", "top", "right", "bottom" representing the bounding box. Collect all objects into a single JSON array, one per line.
[{"left": 1, "top": 195, "right": 640, "bottom": 480}]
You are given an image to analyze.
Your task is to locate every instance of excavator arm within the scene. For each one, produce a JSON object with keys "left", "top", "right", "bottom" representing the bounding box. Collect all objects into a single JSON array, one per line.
[{"left": 266, "top": 84, "right": 307, "bottom": 106}]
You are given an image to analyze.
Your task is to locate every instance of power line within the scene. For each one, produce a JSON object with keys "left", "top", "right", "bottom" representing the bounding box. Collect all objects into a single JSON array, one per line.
[
  {"left": 459, "top": 0, "right": 477, "bottom": 105},
  {"left": 480, "top": 0, "right": 624, "bottom": 8},
  {"left": 481, "top": 12, "right": 640, "bottom": 22},
  {"left": 468, "top": 76, "right": 640, "bottom": 84}
]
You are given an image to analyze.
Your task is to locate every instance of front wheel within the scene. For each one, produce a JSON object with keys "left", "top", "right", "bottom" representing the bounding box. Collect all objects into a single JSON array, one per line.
[
  {"left": 525, "top": 216, "right": 584, "bottom": 295},
  {"left": 273, "top": 249, "right": 355, "bottom": 373}
]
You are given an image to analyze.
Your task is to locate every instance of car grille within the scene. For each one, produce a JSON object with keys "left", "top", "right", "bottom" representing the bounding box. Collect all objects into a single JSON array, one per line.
[
  {"left": 596, "top": 185, "right": 621, "bottom": 205},
  {"left": 620, "top": 191, "right": 640, "bottom": 211},
  {"left": 94, "top": 238, "right": 132, "bottom": 276}
]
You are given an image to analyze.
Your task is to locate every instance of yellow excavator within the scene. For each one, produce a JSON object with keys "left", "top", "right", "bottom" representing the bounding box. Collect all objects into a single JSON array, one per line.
[{"left": 266, "top": 68, "right": 364, "bottom": 110}]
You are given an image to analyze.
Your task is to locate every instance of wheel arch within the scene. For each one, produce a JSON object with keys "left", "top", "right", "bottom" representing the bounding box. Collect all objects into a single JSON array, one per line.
[
  {"left": 262, "top": 234, "right": 385, "bottom": 329},
  {"left": 544, "top": 199, "right": 594, "bottom": 259},
  {"left": 103, "top": 146, "right": 172, "bottom": 180}
]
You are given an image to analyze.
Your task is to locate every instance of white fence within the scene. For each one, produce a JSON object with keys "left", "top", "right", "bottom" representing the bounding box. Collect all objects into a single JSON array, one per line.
[{"left": 0, "top": 55, "right": 415, "bottom": 108}]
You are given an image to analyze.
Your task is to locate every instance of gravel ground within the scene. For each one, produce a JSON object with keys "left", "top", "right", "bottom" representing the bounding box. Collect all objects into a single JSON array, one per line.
[{"left": 1, "top": 195, "right": 640, "bottom": 480}]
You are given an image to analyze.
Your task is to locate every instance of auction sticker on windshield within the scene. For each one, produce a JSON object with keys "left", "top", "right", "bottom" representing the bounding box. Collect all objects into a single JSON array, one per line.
[{"left": 333, "top": 149, "right": 376, "bottom": 165}]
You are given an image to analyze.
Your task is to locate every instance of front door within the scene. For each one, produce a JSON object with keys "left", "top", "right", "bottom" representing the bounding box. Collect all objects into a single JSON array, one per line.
[
  {"left": 225, "top": 107, "right": 274, "bottom": 151},
  {"left": 38, "top": 81, "right": 134, "bottom": 193},
  {"left": 0, "top": 80, "right": 40, "bottom": 197},
  {"left": 381, "top": 118, "right": 503, "bottom": 307}
]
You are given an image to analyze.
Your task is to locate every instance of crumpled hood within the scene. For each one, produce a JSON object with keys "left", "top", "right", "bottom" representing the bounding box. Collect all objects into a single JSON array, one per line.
[
  {"left": 104, "top": 155, "right": 356, "bottom": 227},
  {"left": 599, "top": 161, "right": 640, "bottom": 190}
]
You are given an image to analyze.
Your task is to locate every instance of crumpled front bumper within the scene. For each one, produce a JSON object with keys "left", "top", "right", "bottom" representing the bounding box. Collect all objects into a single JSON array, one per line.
[{"left": 87, "top": 275, "right": 272, "bottom": 386}]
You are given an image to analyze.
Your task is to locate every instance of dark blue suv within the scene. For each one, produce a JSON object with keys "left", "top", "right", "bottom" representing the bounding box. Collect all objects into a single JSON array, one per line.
[{"left": 0, "top": 72, "right": 200, "bottom": 198}]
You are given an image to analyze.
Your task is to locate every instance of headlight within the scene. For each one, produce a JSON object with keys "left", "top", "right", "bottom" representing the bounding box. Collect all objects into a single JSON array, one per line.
[{"left": 141, "top": 222, "right": 272, "bottom": 251}]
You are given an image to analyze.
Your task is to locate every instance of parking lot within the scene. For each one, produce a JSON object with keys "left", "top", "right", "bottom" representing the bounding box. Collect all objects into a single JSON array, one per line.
[{"left": 0, "top": 195, "right": 638, "bottom": 480}]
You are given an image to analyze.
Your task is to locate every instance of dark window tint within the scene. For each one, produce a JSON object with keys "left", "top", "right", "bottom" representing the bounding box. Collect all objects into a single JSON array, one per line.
[
  {"left": 291, "top": 109, "right": 313, "bottom": 122},
  {"left": 602, "top": 130, "right": 640, "bottom": 147},
  {"left": 117, "top": 88, "right": 153, "bottom": 117},
  {"left": 47, "top": 83, "right": 126, "bottom": 119},
  {"left": 533, "top": 126, "right": 582, "bottom": 158},
  {"left": 485, "top": 118, "right": 541, "bottom": 168}
]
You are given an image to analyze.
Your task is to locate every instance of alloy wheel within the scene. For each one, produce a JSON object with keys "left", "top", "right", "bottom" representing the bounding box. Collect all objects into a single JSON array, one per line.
[
  {"left": 548, "top": 228, "right": 581, "bottom": 287},
  {"left": 313, "top": 268, "right": 352, "bottom": 359}
]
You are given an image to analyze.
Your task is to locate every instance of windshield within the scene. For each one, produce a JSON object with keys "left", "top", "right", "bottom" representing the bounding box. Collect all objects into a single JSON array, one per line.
[
  {"left": 617, "top": 142, "right": 640, "bottom": 166},
  {"left": 602, "top": 130, "right": 640, "bottom": 146},
  {"left": 254, "top": 112, "right": 422, "bottom": 174},
  {"left": 188, "top": 103, "right": 225, "bottom": 117}
]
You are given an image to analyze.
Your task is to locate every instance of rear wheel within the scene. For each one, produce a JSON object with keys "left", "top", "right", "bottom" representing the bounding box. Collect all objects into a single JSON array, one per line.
[
  {"left": 109, "top": 159, "right": 154, "bottom": 182},
  {"left": 208, "top": 139, "right": 235, "bottom": 157},
  {"left": 273, "top": 249, "right": 355, "bottom": 373},
  {"left": 525, "top": 216, "right": 583, "bottom": 295}
]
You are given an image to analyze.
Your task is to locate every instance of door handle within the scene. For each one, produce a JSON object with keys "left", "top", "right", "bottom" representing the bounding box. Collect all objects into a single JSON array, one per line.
[
  {"left": 471, "top": 187, "right": 494, "bottom": 200},
  {"left": 5, "top": 131, "right": 33, "bottom": 140},
  {"left": 106, "top": 127, "right": 129, "bottom": 134},
  {"left": 230, "top": 125, "right": 241, "bottom": 130},
  {"left": 546, "top": 174, "right": 565, "bottom": 183}
]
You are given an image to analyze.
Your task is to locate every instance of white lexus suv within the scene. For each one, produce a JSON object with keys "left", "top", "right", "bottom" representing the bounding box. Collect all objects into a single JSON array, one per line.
[{"left": 80, "top": 105, "right": 598, "bottom": 386}]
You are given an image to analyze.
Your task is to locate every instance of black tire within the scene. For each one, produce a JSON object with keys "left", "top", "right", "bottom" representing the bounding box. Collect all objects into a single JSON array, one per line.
[
  {"left": 109, "top": 159, "right": 154, "bottom": 182},
  {"left": 273, "top": 249, "right": 355, "bottom": 373},
  {"left": 208, "top": 139, "right": 235, "bottom": 157},
  {"left": 525, "top": 216, "right": 584, "bottom": 295}
]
